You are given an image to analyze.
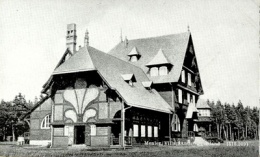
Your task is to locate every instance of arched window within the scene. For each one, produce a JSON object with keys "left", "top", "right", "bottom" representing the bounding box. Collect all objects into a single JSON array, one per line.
[
  {"left": 193, "top": 123, "right": 198, "bottom": 132},
  {"left": 172, "top": 114, "right": 180, "bottom": 132},
  {"left": 159, "top": 66, "right": 168, "bottom": 76},
  {"left": 41, "top": 115, "right": 51, "bottom": 129},
  {"left": 150, "top": 67, "right": 159, "bottom": 76}
]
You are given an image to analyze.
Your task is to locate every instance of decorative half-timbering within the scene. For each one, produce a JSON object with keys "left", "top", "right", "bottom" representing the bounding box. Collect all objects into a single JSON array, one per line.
[{"left": 28, "top": 23, "right": 209, "bottom": 148}]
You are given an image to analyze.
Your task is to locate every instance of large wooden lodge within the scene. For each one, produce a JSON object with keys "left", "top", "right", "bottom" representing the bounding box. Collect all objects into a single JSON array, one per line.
[{"left": 27, "top": 23, "right": 212, "bottom": 147}]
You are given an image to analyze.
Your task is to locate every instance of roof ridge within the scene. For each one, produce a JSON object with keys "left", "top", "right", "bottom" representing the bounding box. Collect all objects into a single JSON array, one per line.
[{"left": 128, "top": 32, "right": 190, "bottom": 41}]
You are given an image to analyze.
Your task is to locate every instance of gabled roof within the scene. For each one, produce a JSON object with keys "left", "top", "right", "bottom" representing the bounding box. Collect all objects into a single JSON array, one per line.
[
  {"left": 49, "top": 46, "right": 173, "bottom": 114},
  {"left": 196, "top": 99, "right": 211, "bottom": 109},
  {"left": 128, "top": 47, "right": 140, "bottom": 56},
  {"left": 121, "top": 74, "right": 134, "bottom": 81},
  {"left": 53, "top": 48, "right": 96, "bottom": 75},
  {"left": 146, "top": 48, "right": 171, "bottom": 66},
  {"left": 141, "top": 81, "right": 153, "bottom": 88},
  {"left": 108, "top": 32, "right": 191, "bottom": 83}
]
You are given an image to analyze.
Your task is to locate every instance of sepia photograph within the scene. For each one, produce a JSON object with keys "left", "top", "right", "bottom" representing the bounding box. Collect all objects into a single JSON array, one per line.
[{"left": 0, "top": 0, "right": 259, "bottom": 156}]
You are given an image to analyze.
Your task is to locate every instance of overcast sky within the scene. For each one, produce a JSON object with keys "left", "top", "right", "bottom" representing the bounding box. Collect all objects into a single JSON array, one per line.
[{"left": 0, "top": 0, "right": 258, "bottom": 107}]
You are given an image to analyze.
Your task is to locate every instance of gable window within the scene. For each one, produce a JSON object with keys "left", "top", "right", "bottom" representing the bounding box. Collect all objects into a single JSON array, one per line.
[
  {"left": 150, "top": 67, "right": 159, "bottom": 76},
  {"left": 159, "top": 66, "right": 168, "bottom": 76},
  {"left": 41, "top": 114, "right": 51, "bottom": 129},
  {"left": 188, "top": 73, "right": 192, "bottom": 86},
  {"left": 172, "top": 114, "right": 180, "bottom": 132},
  {"left": 181, "top": 70, "right": 185, "bottom": 83},
  {"left": 178, "top": 89, "right": 182, "bottom": 103}
]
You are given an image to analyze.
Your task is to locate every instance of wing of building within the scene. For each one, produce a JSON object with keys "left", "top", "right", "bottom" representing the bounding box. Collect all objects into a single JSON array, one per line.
[{"left": 28, "top": 23, "right": 210, "bottom": 147}]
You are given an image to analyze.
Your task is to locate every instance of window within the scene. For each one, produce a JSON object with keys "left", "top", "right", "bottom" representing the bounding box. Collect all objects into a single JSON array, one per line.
[
  {"left": 181, "top": 70, "right": 185, "bottom": 83},
  {"left": 159, "top": 66, "right": 168, "bottom": 76},
  {"left": 188, "top": 73, "right": 191, "bottom": 86},
  {"left": 41, "top": 115, "right": 51, "bottom": 129},
  {"left": 178, "top": 89, "right": 182, "bottom": 103},
  {"left": 187, "top": 93, "right": 190, "bottom": 103},
  {"left": 90, "top": 125, "right": 96, "bottom": 136},
  {"left": 133, "top": 124, "right": 138, "bottom": 137},
  {"left": 154, "top": 126, "right": 158, "bottom": 137},
  {"left": 148, "top": 126, "right": 152, "bottom": 137},
  {"left": 172, "top": 114, "right": 180, "bottom": 132},
  {"left": 129, "top": 80, "right": 133, "bottom": 86},
  {"left": 141, "top": 125, "right": 145, "bottom": 137},
  {"left": 130, "top": 56, "right": 138, "bottom": 62},
  {"left": 193, "top": 123, "right": 198, "bottom": 132},
  {"left": 199, "top": 109, "right": 210, "bottom": 117},
  {"left": 192, "top": 95, "right": 196, "bottom": 103},
  {"left": 150, "top": 67, "right": 159, "bottom": 76}
]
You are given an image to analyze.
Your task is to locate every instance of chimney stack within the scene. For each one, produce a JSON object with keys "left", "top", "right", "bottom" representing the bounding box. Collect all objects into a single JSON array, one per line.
[{"left": 66, "top": 23, "right": 77, "bottom": 53}]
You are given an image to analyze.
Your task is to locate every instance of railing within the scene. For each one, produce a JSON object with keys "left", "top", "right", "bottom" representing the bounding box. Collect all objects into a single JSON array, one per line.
[
  {"left": 111, "top": 134, "right": 132, "bottom": 146},
  {"left": 201, "top": 131, "right": 218, "bottom": 138}
]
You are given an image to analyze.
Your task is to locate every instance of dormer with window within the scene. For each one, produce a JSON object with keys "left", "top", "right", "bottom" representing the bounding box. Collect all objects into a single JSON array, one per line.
[
  {"left": 121, "top": 74, "right": 136, "bottom": 86},
  {"left": 128, "top": 47, "right": 141, "bottom": 62},
  {"left": 146, "top": 49, "right": 172, "bottom": 76},
  {"left": 141, "top": 81, "right": 153, "bottom": 92}
]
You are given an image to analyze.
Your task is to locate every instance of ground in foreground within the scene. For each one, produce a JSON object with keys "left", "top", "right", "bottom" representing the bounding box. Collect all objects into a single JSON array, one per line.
[{"left": 0, "top": 140, "right": 258, "bottom": 157}]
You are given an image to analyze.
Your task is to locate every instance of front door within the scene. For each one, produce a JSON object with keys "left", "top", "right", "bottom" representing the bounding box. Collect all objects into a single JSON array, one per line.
[{"left": 75, "top": 126, "right": 85, "bottom": 144}]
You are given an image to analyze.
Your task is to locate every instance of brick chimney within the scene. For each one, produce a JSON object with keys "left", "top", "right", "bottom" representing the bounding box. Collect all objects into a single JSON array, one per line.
[{"left": 66, "top": 23, "right": 77, "bottom": 53}]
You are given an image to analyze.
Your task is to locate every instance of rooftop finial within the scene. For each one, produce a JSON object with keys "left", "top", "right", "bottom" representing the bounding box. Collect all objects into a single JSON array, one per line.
[
  {"left": 120, "top": 28, "right": 123, "bottom": 43},
  {"left": 187, "top": 25, "right": 190, "bottom": 32},
  {"left": 84, "top": 29, "right": 89, "bottom": 47},
  {"left": 124, "top": 36, "right": 128, "bottom": 48}
]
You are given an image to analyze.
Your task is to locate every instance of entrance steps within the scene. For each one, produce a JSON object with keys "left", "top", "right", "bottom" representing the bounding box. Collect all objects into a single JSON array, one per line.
[{"left": 193, "top": 137, "right": 209, "bottom": 146}]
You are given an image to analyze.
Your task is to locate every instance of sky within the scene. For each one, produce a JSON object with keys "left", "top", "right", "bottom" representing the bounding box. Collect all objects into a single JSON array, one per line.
[{"left": 0, "top": 0, "right": 259, "bottom": 107}]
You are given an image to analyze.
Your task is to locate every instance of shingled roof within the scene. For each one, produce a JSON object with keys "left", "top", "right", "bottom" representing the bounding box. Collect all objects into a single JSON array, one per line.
[
  {"left": 50, "top": 46, "right": 173, "bottom": 114},
  {"left": 108, "top": 32, "right": 191, "bottom": 83},
  {"left": 53, "top": 48, "right": 96, "bottom": 75},
  {"left": 196, "top": 99, "right": 211, "bottom": 109},
  {"left": 146, "top": 48, "right": 171, "bottom": 66},
  {"left": 128, "top": 47, "right": 140, "bottom": 56}
]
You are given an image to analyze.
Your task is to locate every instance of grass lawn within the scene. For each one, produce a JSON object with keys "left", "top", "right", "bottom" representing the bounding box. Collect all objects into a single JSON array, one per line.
[{"left": 0, "top": 140, "right": 258, "bottom": 157}]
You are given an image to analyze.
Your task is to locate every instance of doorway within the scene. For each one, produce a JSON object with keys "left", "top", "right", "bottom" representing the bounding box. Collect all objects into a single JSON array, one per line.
[{"left": 74, "top": 126, "right": 85, "bottom": 144}]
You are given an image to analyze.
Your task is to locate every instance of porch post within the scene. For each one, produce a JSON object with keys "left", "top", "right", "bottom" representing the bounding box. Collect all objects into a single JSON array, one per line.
[
  {"left": 121, "top": 100, "right": 125, "bottom": 148},
  {"left": 50, "top": 101, "right": 54, "bottom": 147},
  {"left": 169, "top": 114, "right": 171, "bottom": 142}
]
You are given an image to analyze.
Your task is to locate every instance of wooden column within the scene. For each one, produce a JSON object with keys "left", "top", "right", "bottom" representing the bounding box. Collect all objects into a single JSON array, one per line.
[
  {"left": 121, "top": 100, "right": 125, "bottom": 148},
  {"left": 169, "top": 114, "right": 171, "bottom": 142}
]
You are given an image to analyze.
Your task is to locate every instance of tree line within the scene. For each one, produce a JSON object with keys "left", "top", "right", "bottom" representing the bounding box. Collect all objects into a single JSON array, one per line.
[
  {"left": 0, "top": 93, "right": 36, "bottom": 141},
  {"left": 207, "top": 99, "right": 259, "bottom": 141}
]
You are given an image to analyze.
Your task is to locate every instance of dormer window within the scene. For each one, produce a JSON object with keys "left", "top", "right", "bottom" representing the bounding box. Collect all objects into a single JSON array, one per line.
[
  {"left": 128, "top": 47, "right": 141, "bottom": 62},
  {"left": 141, "top": 81, "right": 153, "bottom": 90},
  {"left": 130, "top": 56, "right": 138, "bottom": 62},
  {"left": 159, "top": 66, "right": 168, "bottom": 75},
  {"left": 150, "top": 67, "right": 159, "bottom": 76},
  {"left": 121, "top": 74, "right": 136, "bottom": 86},
  {"left": 146, "top": 48, "right": 172, "bottom": 76}
]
